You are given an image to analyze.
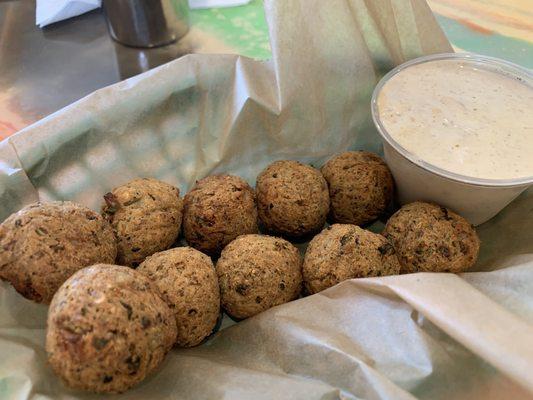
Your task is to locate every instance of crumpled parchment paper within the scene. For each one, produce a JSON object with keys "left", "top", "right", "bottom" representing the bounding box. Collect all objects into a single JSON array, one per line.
[{"left": 3, "top": 0, "right": 533, "bottom": 399}]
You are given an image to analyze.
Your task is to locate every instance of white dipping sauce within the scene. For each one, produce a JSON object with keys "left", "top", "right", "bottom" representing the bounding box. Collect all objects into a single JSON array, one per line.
[{"left": 377, "top": 59, "right": 533, "bottom": 180}]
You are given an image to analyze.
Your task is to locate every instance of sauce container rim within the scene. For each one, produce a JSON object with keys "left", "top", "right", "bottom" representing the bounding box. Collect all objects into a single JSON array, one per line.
[{"left": 371, "top": 52, "right": 533, "bottom": 188}]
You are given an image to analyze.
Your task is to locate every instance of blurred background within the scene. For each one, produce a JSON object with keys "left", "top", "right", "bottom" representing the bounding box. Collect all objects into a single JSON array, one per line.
[{"left": 0, "top": 0, "right": 531, "bottom": 139}]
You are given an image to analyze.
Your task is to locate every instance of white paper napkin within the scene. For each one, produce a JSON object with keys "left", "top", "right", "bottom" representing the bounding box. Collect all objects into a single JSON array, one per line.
[
  {"left": 36, "top": 0, "right": 101, "bottom": 27},
  {"left": 36, "top": 0, "right": 252, "bottom": 28}
]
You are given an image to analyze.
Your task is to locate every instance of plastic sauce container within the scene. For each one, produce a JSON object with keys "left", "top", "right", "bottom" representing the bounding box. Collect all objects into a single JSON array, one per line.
[{"left": 371, "top": 53, "right": 533, "bottom": 226}]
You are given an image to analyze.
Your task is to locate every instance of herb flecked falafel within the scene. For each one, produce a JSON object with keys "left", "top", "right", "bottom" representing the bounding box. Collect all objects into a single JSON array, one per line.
[
  {"left": 0, "top": 201, "right": 116, "bottom": 303},
  {"left": 216, "top": 234, "right": 302, "bottom": 319},
  {"left": 382, "top": 202, "right": 480, "bottom": 273},
  {"left": 102, "top": 178, "right": 183, "bottom": 267},
  {"left": 256, "top": 160, "right": 330, "bottom": 237},
  {"left": 303, "top": 224, "right": 401, "bottom": 294},
  {"left": 46, "top": 264, "right": 177, "bottom": 393},
  {"left": 321, "top": 151, "right": 394, "bottom": 226},
  {"left": 138, "top": 247, "right": 220, "bottom": 347},
  {"left": 183, "top": 175, "right": 258, "bottom": 256}
]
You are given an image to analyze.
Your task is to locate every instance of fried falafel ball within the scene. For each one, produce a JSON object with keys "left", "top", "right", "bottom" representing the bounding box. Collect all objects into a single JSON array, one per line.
[
  {"left": 216, "top": 234, "right": 302, "bottom": 319},
  {"left": 46, "top": 264, "right": 177, "bottom": 393},
  {"left": 303, "top": 224, "right": 401, "bottom": 294},
  {"left": 183, "top": 175, "right": 258, "bottom": 256},
  {"left": 382, "top": 202, "right": 480, "bottom": 273},
  {"left": 256, "top": 160, "right": 330, "bottom": 237},
  {"left": 321, "top": 151, "right": 394, "bottom": 225},
  {"left": 102, "top": 178, "right": 183, "bottom": 267},
  {"left": 0, "top": 201, "right": 116, "bottom": 303},
  {"left": 138, "top": 247, "right": 220, "bottom": 347}
]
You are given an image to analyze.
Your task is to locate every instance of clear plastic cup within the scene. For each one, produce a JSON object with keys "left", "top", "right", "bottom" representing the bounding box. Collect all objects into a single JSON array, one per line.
[{"left": 371, "top": 53, "right": 533, "bottom": 226}]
